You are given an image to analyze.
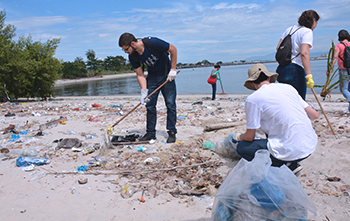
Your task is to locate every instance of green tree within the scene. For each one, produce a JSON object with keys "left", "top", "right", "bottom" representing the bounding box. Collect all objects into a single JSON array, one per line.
[
  {"left": 60, "top": 61, "right": 87, "bottom": 79},
  {"left": 0, "top": 10, "right": 17, "bottom": 100},
  {"left": 0, "top": 10, "right": 61, "bottom": 100},
  {"left": 74, "top": 56, "right": 84, "bottom": 64},
  {"left": 85, "top": 49, "right": 96, "bottom": 70},
  {"left": 104, "top": 55, "right": 126, "bottom": 71}
]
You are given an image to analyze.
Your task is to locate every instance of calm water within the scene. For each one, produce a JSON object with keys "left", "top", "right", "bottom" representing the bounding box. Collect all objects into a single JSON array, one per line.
[{"left": 54, "top": 60, "right": 332, "bottom": 96}]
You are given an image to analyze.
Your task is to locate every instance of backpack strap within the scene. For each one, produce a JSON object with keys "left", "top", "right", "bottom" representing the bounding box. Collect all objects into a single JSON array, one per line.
[
  {"left": 142, "top": 37, "right": 169, "bottom": 77},
  {"left": 290, "top": 26, "right": 302, "bottom": 61},
  {"left": 129, "top": 37, "right": 161, "bottom": 73},
  {"left": 339, "top": 42, "right": 347, "bottom": 62},
  {"left": 338, "top": 42, "right": 350, "bottom": 73}
]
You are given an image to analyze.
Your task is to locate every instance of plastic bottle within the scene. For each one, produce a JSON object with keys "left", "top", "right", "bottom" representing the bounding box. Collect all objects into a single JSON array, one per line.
[{"left": 120, "top": 184, "right": 136, "bottom": 198}]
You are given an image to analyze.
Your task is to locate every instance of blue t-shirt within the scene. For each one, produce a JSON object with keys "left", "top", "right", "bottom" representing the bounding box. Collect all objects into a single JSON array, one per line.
[{"left": 129, "top": 37, "right": 170, "bottom": 75}]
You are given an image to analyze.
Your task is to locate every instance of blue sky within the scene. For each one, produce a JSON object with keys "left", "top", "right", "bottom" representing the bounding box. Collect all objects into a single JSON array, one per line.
[{"left": 1, "top": 0, "right": 350, "bottom": 64}]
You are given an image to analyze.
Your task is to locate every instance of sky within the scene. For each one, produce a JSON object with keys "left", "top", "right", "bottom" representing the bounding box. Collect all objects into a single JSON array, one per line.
[{"left": 1, "top": 0, "right": 350, "bottom": 64}]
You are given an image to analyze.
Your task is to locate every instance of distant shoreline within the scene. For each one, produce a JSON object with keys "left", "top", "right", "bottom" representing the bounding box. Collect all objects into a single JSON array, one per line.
[
  {"left": 54, "top": 72, "right": 138, "bottom": 87},
  {"left": 54, "top": 58, "right": 327, "bottom": 87}
]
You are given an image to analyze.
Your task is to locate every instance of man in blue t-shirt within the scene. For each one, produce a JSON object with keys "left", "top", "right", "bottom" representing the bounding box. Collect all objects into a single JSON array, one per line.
[{"left": 118, "top": 33, "right": 178, "bottom": 143}]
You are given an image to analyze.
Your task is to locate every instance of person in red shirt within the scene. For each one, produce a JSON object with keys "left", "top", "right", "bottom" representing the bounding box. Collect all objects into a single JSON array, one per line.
[{"left": 329, "top": 29, "right": 350, "bottom": 111}]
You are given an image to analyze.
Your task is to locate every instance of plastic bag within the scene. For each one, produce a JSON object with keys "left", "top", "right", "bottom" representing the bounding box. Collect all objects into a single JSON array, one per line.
[
  {"left": 211, "top": 149, "right": 316, "bottom": 221},
  {"left": 213, "top": 134, "right": 239, "bottom": 159}
]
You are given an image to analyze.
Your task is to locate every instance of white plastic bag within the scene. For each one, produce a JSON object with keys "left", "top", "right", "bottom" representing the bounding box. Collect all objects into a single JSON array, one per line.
[{"left": 212, "top": 149, "right": 316, "bottom": 220}]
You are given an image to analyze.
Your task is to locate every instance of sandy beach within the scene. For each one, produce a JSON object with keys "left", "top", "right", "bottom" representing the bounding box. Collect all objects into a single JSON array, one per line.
[{"left": 0, "top": 83, "right": 350, "bottom": 220}]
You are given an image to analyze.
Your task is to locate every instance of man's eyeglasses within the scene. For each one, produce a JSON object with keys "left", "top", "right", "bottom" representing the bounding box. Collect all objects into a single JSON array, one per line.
[{"left": 122, "top": 45, "right": 131, "bottom": 53}]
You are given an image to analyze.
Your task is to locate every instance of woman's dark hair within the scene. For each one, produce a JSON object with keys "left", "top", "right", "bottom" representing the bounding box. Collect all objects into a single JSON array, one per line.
[
  {"left": 252, "top": 72, "right": 268, "bottom": 85},
  {"left": 118, "top": 33, "right": 137, "bottom": 47},
  {"left": 298, "top": 10, "right": 320, "bottom": 29},
  {"left": 214, "top": 64, "right": 221, "bottom": 69},
  {"left": 338, "top": 29, "right": 350, "bottom": 42}
]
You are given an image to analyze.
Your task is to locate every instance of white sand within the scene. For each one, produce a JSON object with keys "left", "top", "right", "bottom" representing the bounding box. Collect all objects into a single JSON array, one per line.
[{"left": 0, "top": 92, "right": 349, "bottom": 221}]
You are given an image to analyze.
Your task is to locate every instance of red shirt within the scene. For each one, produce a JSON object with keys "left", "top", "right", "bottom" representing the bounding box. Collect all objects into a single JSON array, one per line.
[{"left": 335, "top": 41, "right": 350, "bottom": 69}]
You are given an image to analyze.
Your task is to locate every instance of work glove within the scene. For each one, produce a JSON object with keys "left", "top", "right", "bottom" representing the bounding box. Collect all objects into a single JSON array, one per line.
[
  {"left": 305, "top": 74, "right": 314, "bottom": 89},
  {"left": 233, "top": 133, "right": 242, "bottom": 142},
  {"left": 167, "top": 69, "right": 177, "bottom": 81},
  {"left": 140, "top": 89, "right": 150, "bottom": 105}
]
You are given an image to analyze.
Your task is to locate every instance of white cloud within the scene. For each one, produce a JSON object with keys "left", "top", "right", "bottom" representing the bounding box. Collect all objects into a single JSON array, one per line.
[{"left": 8, "top": 16, "right": 69, "bottom": 29}]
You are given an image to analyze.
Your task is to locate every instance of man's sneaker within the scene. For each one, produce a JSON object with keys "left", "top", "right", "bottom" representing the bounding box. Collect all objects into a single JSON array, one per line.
[
  {"left": 288, "top": 162, "right": 303, "bottom": 176},
  {"left": 166, "top": 131, "right": 176, "bottom": 143},
  {"left": 139, "top": 133, "right": 156, "bottom": 142}
]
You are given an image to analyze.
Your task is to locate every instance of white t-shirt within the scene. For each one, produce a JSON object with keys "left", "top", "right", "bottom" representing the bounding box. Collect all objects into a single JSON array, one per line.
[
  {"left": 280, "top": 25, "right": 313, "bottom": 68},
  {"left": 245, "top": 83, "right": 317, "bottom": 161}
]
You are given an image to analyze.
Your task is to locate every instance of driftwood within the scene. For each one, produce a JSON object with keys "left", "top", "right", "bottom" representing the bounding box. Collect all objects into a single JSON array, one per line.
[
  {"left": 111, "top": 141, "right": 150, "bottom": 146},
  {"left": 43, "top": 160, "right": 220, "bottom": 176},
  {"left": 204, "top": 122, "right": 243, "bottom": 132}
]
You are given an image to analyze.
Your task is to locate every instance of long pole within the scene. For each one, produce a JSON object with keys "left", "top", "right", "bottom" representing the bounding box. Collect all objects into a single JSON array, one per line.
[
  {"left": 107, "top": 71, "right": 180, "bottom": 135},
  {"left": 218, "top": 72, "right": 226, "bottom": 94},
  {"left": 311, "top": 88, "right": 336, "bottom": 135}
]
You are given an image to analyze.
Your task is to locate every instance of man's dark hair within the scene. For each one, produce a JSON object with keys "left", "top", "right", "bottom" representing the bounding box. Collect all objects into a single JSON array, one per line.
[
  {"left": 119, "top": 33, "right": 137, "bottom": 47},
  {"left": 338, "top": 29, "right": 350, "bottom": 42},
  {"left": 298, "top": 10, "right": 320, "bottom": 29},
  {"left": 214, "top": 64, "right": 220, "bottom": 69},
  {"left": 252, "top": 72, "right": 268, "bottom": 85}
]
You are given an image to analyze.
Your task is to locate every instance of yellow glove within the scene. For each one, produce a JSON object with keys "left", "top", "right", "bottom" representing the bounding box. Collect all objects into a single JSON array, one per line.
[{"left": 305, "top": 74, "right": 314, "bottom": 89}]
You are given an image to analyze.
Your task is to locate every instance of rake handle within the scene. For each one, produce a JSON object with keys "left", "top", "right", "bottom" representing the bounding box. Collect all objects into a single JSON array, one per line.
[
  {"left": 311, "top": 88, "right": 336, "bottom": 135},
  {"left": 111, "top": 71, "right": 180, "bottom": 128}
]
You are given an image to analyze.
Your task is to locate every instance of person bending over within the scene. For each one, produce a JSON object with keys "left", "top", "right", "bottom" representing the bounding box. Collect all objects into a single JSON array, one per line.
[{"left": 119, "top": 33, "right": 178, "bottom": 143}]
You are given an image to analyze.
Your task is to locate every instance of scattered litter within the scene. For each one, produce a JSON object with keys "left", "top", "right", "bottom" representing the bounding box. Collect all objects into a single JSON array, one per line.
[
  {"left": 77, "top": 166, "right": 89, "bottom": 172},
  {"left": 40, "top": 117, "right": 67, "bottom": 130},
  {"left": 16, "top": 156, "right": 50, "bottom": 167},
  {"left": 111, "top": 134, "right": 140, "bottom": 142},
  {"left": 57, "top": 138, "right": 81, "bottom": 149},
  {"left": 72, "top": 147, "right": 83, "bottom": 152},
  {"left": 120, "top": 184, "right": 135, "bottom": 199},
  {"left": 88, "top": 157, "right": 106, "bottom": 167},
  {"left": 192, "top": 101, "right": 203, "bottom": 105},
  {"left": 92, "top": 103, "right": 101, "bottom": 107},
  {"left": 5, "top": 112, "right": 16, "bottom": 117},
  {"left": 178, "top": 114, "right": 186, "bottom": 120},
  {"left": 137, "top": 146, "right": 147, "bottom": 152},
  {"left": 144, "top": 157, "right": 160, "bottom": 164},
  {"left": 22, "top": 164, "right": 35, "bottom": 172},
  {"left": 82, "top": 145, "right": 96, "bottom": 155},
  {"left": 88, "top": 117, "right": 99, "bottom": 122},
  {"left": 0, "top": 148, "right": 9, "bottom": 154},
  {"left": 203, "top": 141, "right": 214, "bottom": 150},
  {"left": 78, "top": 177, "right": 88, "bottom": 184}
]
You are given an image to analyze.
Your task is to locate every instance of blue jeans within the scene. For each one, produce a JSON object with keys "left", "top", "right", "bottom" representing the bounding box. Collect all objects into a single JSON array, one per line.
[
  {"left": 276, "top": 63, "right": 306, "bottom": 100},
  {"left": 236, "top": 139, "right": 308, "bottom": 167},
  {"left": 146, "top": 74, "right": 177, "bottom": 136},
  {"left": 211, "top": 82, "right": 216, "bottom": 100},
  {"left": 339, "top": 69, "right": 350, "bottom": 102}
]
